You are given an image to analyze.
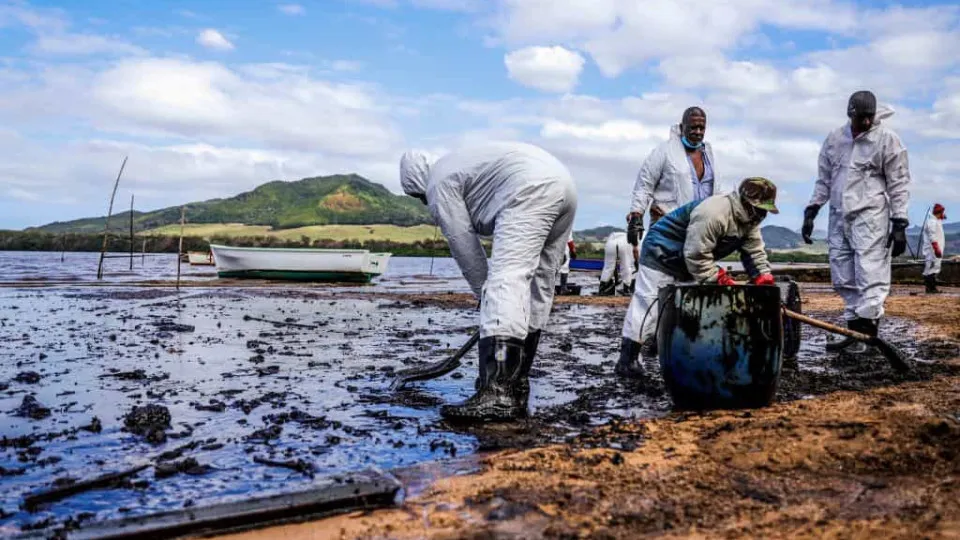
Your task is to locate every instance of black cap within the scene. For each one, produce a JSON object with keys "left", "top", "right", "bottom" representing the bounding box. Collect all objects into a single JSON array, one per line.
[{"left": 847, "top": 90, "right": 877, "bottom": 118}]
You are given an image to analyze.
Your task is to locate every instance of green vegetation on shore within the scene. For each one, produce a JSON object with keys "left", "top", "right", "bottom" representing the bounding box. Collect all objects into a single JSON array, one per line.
[{"left": 28, "top": 174, "right": 433, "bottom": 234}]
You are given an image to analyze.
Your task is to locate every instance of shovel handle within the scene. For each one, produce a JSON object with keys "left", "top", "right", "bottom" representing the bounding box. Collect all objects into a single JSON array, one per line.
[{"left": 781, "top": 307, "right": 872, "bottom": 343}]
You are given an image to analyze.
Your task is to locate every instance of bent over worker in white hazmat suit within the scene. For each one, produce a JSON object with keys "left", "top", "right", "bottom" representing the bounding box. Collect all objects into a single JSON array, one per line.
[
  {"left": 801, "top": 91, "right": 912, "bottom": 354},
  {"left": 399, "top": 142, "right": 578, "bottom": 422},
  {"left": 922, "top": 203, "right": 947, "bottom": 294},
  {"left": 598, "top": 231, "right": 636, "bottom": 296},
  {"left": 616, "top": 178, "right": 778, "bottom": 379}
]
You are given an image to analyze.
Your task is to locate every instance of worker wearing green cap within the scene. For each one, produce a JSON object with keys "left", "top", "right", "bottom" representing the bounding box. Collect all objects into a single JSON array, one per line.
[{"left": 616, "top": 177, "right": 778, "bottom": 379}]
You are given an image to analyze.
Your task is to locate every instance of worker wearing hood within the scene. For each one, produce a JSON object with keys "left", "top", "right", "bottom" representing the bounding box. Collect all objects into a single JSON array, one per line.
[
  {"left": 617, "top": 178, "right": 778, "bottom": 379},
  {"left": 598, "top": 230, "right": 636, "bottom": 296},
  {"left": 801, "top": 91, "right": 912, "bottom": 354},
  {"left": 399, "top": 142, "right": 578, "bottom": 422},
  {"left": 922, "top": 203, "right": 947, "bottom": 293}
]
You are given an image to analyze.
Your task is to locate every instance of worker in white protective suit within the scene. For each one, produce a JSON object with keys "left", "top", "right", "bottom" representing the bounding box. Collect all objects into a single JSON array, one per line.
[
  {"left": 921, "top": 203, "right": 947, "bottom": 294},
  {"left": 620, "top": 106, "right": 728, "bottom": 360},
  {"left": 624, "top": 106, "right": 727, "bottom": 257},
  {"left": 801, "top": 90, "right": 912, "bottom": 354},
  {"left": 616, "top": 178, "right": 779, "bottom": 378},
  {"left": 598, "top": 231, "right": 636, "bottom": 296},
  {"left": 399, "top": 142, "right": 578, "bottom": 422},
  {"left": 556, "top": 231, "right": 577, "bottom": 294}
]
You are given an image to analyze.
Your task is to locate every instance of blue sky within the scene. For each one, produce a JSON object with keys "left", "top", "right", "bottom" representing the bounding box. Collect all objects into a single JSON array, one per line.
[{"left": 0, "top": 0, "right": 958, "bottom": 232}]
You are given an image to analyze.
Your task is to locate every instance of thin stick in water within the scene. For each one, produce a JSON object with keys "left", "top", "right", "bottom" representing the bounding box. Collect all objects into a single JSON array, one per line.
[
  {"left": 97, "top": 156, "right": 128, "bottom": 280},
  {"left": 129, "top": 193, "right": 135, "bottom": 271},
  {"left": 176, "top": 206, "right": 185, "bottom": 290}
]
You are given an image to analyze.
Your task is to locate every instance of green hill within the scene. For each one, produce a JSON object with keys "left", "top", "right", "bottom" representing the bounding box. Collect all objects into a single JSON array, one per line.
[{"left": 28, "top": 174, "right": 433, "bottom": 234}]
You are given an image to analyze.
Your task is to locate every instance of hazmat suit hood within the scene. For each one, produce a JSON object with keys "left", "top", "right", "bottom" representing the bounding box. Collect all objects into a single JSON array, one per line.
[
  {"left": 399, "top": 150, "right": 435, "bottom": 199},
  {"left": 849, "top": 104, "right": 895, "bottom": 133}
]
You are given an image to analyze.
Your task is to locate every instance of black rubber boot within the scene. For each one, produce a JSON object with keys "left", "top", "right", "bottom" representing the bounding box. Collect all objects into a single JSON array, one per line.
[
  {"left": 842, "top": 318, "right": 873, "bottom": 355},
  {"left": 559, "top": 273, "right": 569, "bottom": 294},
  {"left": 925, "top": 274, "right": 941, "bottom": 294},
  {"left": 640, "top": 335, "right": 657, "bottom": 359},
  {"left": 615, "top": 337, "right": 645, "bottom": 379},
  {"left": 441, "top": 336, "right": 526, "bottom": 422},
  {"left": 515, "top": 330, "right": 541, "bottom": 410},
  {"left": 598, "top": 279, "right": 616, "bottom": 296},
  {"left": 825, "top": 319, "right": 859, "bottom": 352}
]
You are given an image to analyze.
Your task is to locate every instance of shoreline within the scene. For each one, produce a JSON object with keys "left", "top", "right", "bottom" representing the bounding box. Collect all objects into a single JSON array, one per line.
[{"left": 212, "top": 289, "right": 960, "bottom": 540}]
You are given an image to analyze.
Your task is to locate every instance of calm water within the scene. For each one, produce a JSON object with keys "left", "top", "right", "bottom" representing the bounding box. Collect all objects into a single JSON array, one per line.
[{"left": 0, "top": 251, "right": 622, "bottom": 534}]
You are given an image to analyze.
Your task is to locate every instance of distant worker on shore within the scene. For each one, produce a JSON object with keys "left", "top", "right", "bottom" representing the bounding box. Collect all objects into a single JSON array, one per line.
[
  {"left": 620, "top": 106, "right": 729, "bottom": 371},
  {"left": 399, "top": 142, "right": 578, "bottom": 422},
  {"left": 801, "top": 90, "right": 912, "bottom": 354},
  {"left": 557, "top": 231, "right": 577, "bottom": 294},
  {"left": 922, "top": 203, "right": 947, "bottom": 294},
  {"left": 598, "top": 228, "right": 636, "bottom": 296},
  {"left": 616, "top": 178, "right": 778, "bottom": 379}
]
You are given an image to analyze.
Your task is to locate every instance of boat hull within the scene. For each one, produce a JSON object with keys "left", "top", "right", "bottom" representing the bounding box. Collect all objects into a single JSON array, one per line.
[{"left": 209, "top": 244, "right": 391, "bottom": 283}]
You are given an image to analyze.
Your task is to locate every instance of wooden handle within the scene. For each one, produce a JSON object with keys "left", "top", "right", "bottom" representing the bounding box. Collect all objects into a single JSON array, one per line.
[{"left": 781, "top": 307, "right": 871, "bottom": 343}]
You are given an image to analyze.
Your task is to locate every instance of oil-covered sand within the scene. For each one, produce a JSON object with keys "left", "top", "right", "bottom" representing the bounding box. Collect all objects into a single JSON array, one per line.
[
  {"left": 220, "top": 286, "right": 960, "bottom": 540},
  {"left": 0, "top": 280, "right": 958, "bottom": 538}
]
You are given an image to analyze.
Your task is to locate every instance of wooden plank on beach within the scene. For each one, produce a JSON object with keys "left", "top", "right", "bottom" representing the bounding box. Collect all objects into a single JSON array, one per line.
[{"left": 65, "top": 469, "right": 402, "bottom": 540}]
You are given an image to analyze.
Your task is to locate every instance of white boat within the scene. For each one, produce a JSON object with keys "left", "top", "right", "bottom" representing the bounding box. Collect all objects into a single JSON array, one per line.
[
  {"left": 187, "top": 251, "right": 215, "bottom": 266},
  {"left": 208, "top": 244, "right": 391, "bottom": 283}
]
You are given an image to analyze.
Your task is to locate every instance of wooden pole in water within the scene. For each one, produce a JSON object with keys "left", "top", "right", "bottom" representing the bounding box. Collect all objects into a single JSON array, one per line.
[
  {"left": 142, "top": 238, "right": 147, "bottom": 265},
  {"left": 176, "top": 206, "right": 185, "bottom": 290},
  {"left": 129, "top": 194, "right": 135, "bottom": 271},
  {"left": 60, "top": 233, "right": 65, "bottom": 263},
  {"left": 96, "top": 156, "right": 128, "bottom": 280}
]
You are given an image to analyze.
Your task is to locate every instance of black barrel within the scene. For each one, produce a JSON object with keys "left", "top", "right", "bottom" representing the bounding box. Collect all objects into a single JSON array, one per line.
[{"left": 657, "top": 283, "right": 784, "bottom": 410}]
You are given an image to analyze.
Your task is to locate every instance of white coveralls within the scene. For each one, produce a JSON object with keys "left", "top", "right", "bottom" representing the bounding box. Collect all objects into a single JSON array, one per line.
[
  {"left": 922, "top": 211, "right": 945, "bottom": 276},
  {"left": 808, "top": 106, "right": 911, "bottom": 321},
  {"left": 399, "top": 142, "right": 578, "bottom": 340},
  {"left": 558, "top": 231, "right": 574, "bottom": 276},
  {"left": 600, "top": 231, "right": 636, "bottom": 288},
  {"left": 622, "top": 125, "right": 728, "bottom": 343}
]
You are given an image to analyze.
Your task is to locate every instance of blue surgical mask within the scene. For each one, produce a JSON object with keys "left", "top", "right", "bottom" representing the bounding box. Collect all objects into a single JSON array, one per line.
[{"left": 682, "top": 136, "right": 703, "bottom": 150}]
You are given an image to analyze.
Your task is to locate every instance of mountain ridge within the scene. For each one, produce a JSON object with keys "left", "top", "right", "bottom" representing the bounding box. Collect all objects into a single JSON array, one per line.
[{"left": 28, "top": 174, "right": 433, "bottom": 234}]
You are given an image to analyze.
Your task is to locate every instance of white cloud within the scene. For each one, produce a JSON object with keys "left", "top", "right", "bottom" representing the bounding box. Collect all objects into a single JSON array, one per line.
[
  {"left": 29, "top": 33, "right": 146, "bottom": 56},
  {"left": 196, "top": 28, "right": 234, "bottom": 51},
  {"left": 330, "top": 60, "right": 364, "bottom": 72},
  {"left": 504, "top": 45, "right": 585, "bottom": 93},
  {"left": 88, "top": 58, "right": 397, "bottom": 155},
  {"left": 278, "top": 4, "right": 305, "bottom": 16}
]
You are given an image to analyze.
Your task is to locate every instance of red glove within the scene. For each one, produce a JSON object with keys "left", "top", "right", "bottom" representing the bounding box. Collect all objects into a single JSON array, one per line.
[
  {"left": 750, "top": 273, "right": 776, "bottom": 286},
  {"left": 716, "top": 268, "right": 736, "bottom": 286},
  {"left": 933, "top": 242, "right": 943, "bottom": 259},
  {"left": 567, "top": 240, "right": 577, "bottom": 260}
]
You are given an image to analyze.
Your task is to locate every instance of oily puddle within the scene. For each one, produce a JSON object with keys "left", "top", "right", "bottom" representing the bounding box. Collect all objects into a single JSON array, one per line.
[{"left": 0, "top": 286, "right": 956, "bottom": 535}]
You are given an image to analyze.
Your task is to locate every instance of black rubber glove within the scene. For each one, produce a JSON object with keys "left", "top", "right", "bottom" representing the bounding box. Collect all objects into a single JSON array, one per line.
[
  {"left": 887, "top": 218, "right": 909, "bottom": 257},
  {"left": 627, "top": 213, "right": 644, "bottom": 246},
  {"left": 801, "top": 204, "right": 820, "bottom": 244}
]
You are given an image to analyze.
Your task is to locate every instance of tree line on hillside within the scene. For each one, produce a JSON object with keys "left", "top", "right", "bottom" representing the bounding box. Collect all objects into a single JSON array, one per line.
[{"left": 0, "top": 229, "right": 840, "bottom": 263}]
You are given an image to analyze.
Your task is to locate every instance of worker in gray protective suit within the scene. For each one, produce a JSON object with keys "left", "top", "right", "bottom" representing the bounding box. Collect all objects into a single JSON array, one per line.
[
  {"left": 616, "top": 178, "right": 778, "bottom": 378},
  {"left": 399, "top": 142, "right": 578, "bottom": 422},
  {"left": 921, "top": 203, "right": 947, "bottom": 294},
  {"left": 801, "top": 91, "right": 912, "bottom": 354}
]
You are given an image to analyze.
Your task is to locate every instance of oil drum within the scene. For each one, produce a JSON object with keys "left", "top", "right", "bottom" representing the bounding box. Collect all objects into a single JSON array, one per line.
[{"left": 657, "top": 283, "right": 784, "bottom": 410}]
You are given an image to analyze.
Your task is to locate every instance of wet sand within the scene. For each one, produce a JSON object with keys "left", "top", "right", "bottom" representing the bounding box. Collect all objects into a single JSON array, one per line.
[
  {"left": 1, "top": 281, "right": 957, "bottom": 537},
  {"left": 214, "top": 286, "right": 960, "bottom": 540}
]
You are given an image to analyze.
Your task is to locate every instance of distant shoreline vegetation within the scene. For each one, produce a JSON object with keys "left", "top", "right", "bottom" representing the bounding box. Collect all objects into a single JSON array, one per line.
[{"left": 0, "top": 229, "right": 833, "bottom": 262}]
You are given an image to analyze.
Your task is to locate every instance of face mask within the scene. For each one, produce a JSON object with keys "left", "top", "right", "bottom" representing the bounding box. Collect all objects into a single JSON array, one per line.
[{"left": 681, "top": 136, "right": 703, "bottom": 150}]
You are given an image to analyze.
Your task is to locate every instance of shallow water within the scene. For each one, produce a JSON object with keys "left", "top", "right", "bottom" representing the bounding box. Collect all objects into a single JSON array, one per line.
[
  {"left": 0, "top": 252, "right": 950, "bottom": 536},
  {"left": 0, "top": 285, "right": 634, "bottom": 533}
]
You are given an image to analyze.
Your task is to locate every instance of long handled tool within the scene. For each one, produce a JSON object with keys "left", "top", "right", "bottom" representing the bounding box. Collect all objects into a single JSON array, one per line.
[
  {"left": 781, "top": 307, "right": 912, "bottom": 373},
  {"left": 390, "top": 331, "right": 480, "bottom": 391}
]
